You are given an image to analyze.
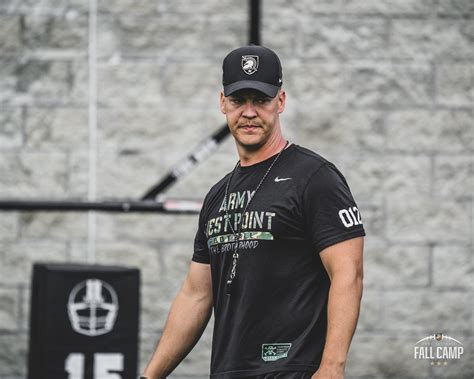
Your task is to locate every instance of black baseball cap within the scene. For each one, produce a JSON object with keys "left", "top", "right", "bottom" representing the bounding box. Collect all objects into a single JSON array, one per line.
[{"left": 222, "top": 45, "right": 283, "bottom": 98}]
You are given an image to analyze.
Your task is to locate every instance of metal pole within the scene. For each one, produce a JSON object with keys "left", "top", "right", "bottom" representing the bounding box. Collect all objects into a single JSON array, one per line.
[
  {"left": 0, "top": 199, "right": 201, "bottom": 214},
  {"left": 249, "top": 0, "right": 261, "bottom": 45}
]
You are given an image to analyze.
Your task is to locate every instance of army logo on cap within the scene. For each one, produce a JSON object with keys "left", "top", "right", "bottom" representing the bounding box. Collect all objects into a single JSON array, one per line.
[{"left": 241, "top": 55, "right": 259, "bottom": 75}]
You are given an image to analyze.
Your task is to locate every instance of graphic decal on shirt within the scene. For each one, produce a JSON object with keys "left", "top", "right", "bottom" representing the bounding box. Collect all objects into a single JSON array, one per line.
[
  {"left": 261, "top": 343, "right": 292, "bottom": 362},
  {"left": 205, "top": 190, "right": 276, "bottom": 255}
]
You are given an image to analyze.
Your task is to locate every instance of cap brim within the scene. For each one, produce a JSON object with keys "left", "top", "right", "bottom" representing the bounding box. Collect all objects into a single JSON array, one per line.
[{"left": 224, "top": 80, "right": 280, "bottom": 98}]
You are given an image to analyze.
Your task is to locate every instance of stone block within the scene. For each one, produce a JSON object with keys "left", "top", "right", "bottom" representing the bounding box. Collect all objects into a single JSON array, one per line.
[
  {"left": 0, "top": 106, "right": 23, "bottom": 148},
  {"left": 97, "top": 61, "right": 163, "bottom": 106},
  {"left": 386, "top": 197, "right": 470, "bottom": 244},
  {"left": 66, "top": 149, "right": 88, "bottom": 197},
  {"left": 94, "top": 241, "right": 162, "bottom": 284},
  {"left": 205, "top": 14, "right": 247, "bottom": 57},
  {"left": 162, "top": 0, "right": 244, "bottom": 15},
  {"left": 390, "top": 19, "right": 436, "bottom": 61},
  {"left": 436, "top": 63, "right": 474, "bottom": 106},
  {"left": 0, "top": 0, "right": 66, "bottom": 14},
  {"left": 66, "top": 0, "right": 88, "bottom": 14},
  {"left": 341, "top": 155, "right": 387, "bottom": 203},
  {"left": 357, "top": 289, "right": 382, "bottom": 332},
  {"left": 346, "top": 334, "right": 430, "bottom": 377},
  {"left": 159, "top": 62, "right": 221, "bottom": 107},
  {"left": 437, "top": 0, "right": 474, "bottom": 15},
  {"left": 24, "top": 106, "right": 88, "bottom": 148},
  {"left": 0, "top": 332, "right": 27, "bottom": 376},
  {"left": 18, "top": 212, "right": 88, "bottom": 240},
  {"left": 390, "top": 19, "right": 474, "bottom": 61},
  {"left": 22, "top": 13, "right": 88, "bottom": 51},
  {"left": 0, "top": 287, "right": 19, "bottom": 331},
  {"left": 284, "top": 63, "right": 347, "bottom": 109},
  {"left": 96, "top": 106, "right": 222, "bottom": 153},
  {"left": 346, "top": 63, "right": 433, "bottom": 107},
  {"left": 262, "top": 17, "right": 300, "bottom": 58},
  {"left": 267, "top": 0, "right": 343, "bottom": 15},
  {"left": 386, "top": 110, "right": 474, "bottom": 154},
  {"left": 96, "top": 15, "right": 119, "bottom": 58},
  {"left": 69, "top": 59, "right": 88, "bottom": 104},
  {"left": 296, "top": 110, "right": 386, "bottom": 155},
  {"left": 383, "top": 155, "right": 431, "bottom": 199},
  {"left": 436, "top": 21, "right": 474, "bottom": 63},
  {"left": 300, "top": 17, "right": 389, "bottom": 60},
  {"left": 342, "top": 0, "right": 435, "bottom": 15},
  {"left": 97, "top": 0, "right": 158, "bottom": 15},
  {"left": 0, "top": 242, "right": 68, "bottom": 285},
  {"left": 382, "top": 290, "right": 471, "bottom": 333},
  {"left": 114, "top": 14, "right": 243, "bottom": 59},
  {"left": 433, "top": 245, "right": 473, "bottom": 288},
  {"left": 0, "top": 213, "right": 19, "bottom": 242},
  {"left": 0, "top": 151, "right": 68, "bottom": 197},
  {"left": 363, "top": 241, "right": 430, "bottom": 288},
  {"left": 433, "top": 155, "right": 473, "bottom": 200},
  {"left": 8, "top": 59, "right": 71, "bottom": 104},
  {"left": 0, "top": 15, "right": 21, "bottom": 53},
  {"left": 0, "top": 59, "right": 19, "bottom": 104},
  {"left": 116, "top": 14, "right": 205, "bottom": 57}
]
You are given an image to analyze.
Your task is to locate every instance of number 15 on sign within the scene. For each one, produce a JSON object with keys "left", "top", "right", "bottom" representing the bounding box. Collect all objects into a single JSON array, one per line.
[{"left": 65, "top": 353, "right": 124, "bottom": 379}]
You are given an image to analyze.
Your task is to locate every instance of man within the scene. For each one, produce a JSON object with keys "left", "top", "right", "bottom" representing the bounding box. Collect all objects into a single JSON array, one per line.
[{"left": 143, "top": 45, "right": 365, "bottom": 379}]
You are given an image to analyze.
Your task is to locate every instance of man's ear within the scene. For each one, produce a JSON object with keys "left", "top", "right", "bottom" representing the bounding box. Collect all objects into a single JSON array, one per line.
[
  {"left": 277, "top": 89, "right": 286, "bottom": 114},
  {"left": 220, "top": 92, "right": 226, "bottom": 114}
]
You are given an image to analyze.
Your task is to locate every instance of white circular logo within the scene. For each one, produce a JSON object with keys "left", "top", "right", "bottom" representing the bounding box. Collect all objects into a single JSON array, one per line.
[{"left": 67, "top": 279, "right": 119, "bottom": 337}]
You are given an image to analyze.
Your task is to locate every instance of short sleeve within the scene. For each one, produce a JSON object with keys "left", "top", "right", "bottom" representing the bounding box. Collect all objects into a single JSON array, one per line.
[
  {"left": 303, "top": 163, "right": 366, "bottom": 253},
  {"left": 192, "top": 199, "right": 210, "bottom": 264}
]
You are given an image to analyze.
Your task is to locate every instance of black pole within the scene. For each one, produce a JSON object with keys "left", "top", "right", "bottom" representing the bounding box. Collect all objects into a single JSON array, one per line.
[
  {"left": 0, "top": 199, "right": 201, "bottom": 214},
  {"left": 249, "top": 0, "right": 261, "bottom": 45}
]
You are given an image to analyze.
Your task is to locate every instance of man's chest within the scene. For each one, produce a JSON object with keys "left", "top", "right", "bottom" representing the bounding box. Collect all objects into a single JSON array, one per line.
[{"left": 204, "top": 175, "right": 306, "bottom": 256}]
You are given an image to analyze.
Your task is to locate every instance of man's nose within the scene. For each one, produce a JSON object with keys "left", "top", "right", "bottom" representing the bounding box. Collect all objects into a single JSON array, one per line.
[{"left": 242, "top": 101, "right": 257, "bottom": 118}]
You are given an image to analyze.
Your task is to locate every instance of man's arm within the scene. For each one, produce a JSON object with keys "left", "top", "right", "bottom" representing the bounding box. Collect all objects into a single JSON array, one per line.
[
  {"left": 143, "top": 261, "right": 213, "bottom": 379},
  {"left": 313, "top": 236, "right": 364, "bottom": 379}
]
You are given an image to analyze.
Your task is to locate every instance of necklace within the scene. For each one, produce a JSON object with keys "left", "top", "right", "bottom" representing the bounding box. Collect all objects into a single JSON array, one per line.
[{"left": 223, "top": 140, "right": 289, "bottom": 295}]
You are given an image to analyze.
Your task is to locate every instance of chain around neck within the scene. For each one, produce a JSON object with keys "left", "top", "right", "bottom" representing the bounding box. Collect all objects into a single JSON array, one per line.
[{"left": 223, "top": 140, "right": 289, "bottom": 295}]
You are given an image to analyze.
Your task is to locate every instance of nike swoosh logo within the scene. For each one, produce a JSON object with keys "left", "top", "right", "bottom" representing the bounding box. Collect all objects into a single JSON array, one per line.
[{"left": 274, "top": 176, "right": 292, "bottom": 182}]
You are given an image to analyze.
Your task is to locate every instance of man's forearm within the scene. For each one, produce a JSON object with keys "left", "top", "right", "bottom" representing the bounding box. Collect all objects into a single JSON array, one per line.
[
  {"left": 319, "top": 271, "right": 363, "bottom": 370},
  {"left": 143, "top": 287, "right": 213, "bottom": 379}
]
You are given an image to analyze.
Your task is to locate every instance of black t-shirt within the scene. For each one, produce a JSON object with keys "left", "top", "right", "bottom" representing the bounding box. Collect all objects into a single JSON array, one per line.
[{"left": 193, "top": 144, "right": 365, "bottom": 378}]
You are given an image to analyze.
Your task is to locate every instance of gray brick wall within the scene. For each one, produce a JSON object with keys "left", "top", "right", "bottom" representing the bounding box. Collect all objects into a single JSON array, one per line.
[{"left": 0, "top": 1, "right": 472, "bottom": 378}]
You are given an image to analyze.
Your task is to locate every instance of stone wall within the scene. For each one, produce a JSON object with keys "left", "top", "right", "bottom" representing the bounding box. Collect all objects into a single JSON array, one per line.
[{"left": 0, "top": 0, "right": 472, "bottom": 378}]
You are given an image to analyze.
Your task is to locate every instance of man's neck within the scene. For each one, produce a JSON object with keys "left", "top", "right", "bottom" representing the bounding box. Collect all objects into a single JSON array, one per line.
[{"left": 238, "top": 136, "right": 288, "bottom": 167}]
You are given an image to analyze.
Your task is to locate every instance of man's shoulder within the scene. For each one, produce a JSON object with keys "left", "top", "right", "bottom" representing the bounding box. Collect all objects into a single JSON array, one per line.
[
  {"left": 289, "top": 144, "right": 333, "bottom": 174},
  {"left": 292, "top": 145, "right": 330, "bottom": 164}
]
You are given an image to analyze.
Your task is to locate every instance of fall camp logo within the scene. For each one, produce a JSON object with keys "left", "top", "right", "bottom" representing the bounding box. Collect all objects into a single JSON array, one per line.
[{"left": 414, "top": 332, "right": 464, "bottom": 366}]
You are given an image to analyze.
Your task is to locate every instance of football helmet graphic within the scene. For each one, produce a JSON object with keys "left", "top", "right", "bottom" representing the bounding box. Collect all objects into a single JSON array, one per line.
[{"left": 67, "top": 279, "right": 119, "bottom": 337}]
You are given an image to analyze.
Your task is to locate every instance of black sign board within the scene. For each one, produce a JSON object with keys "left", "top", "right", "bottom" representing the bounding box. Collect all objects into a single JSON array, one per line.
[{"left": 28, "top": 263, "right": 140, "bottom": 379}]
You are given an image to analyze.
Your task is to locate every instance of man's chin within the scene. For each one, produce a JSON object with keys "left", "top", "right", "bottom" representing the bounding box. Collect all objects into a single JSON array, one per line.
[{"left": 237, "top": 140, "right": 264, "bottom": 151}]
